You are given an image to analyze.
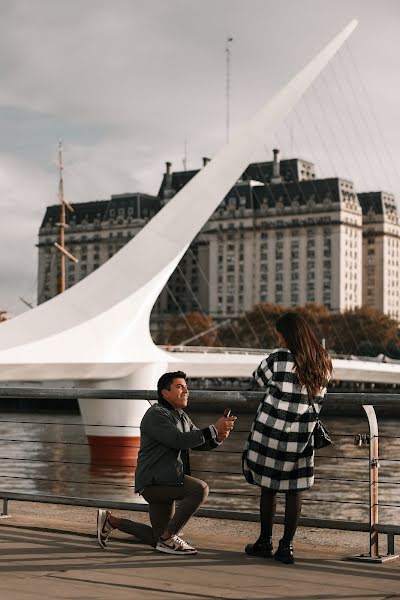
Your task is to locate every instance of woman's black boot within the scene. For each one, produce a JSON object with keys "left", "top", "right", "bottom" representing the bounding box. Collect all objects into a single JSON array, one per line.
[
  {"left": 274, "top": 539, "right": 294, "bottom": 564},
  {"left": 245, "top": 537, "right": 273, "bottom": 558}
]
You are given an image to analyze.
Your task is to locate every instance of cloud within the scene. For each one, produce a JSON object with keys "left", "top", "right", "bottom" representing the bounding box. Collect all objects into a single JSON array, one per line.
[
  {"left": 0, "top": 155, "right": 54, "bottom": 312},
  {"left": 0, "top": 0, "right": 399, "bottom": 316}
]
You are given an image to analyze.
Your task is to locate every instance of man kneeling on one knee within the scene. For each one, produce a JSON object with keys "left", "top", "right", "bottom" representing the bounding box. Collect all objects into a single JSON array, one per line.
[{"left": 97, "top": 371, "right": 237, "bottom": 555}]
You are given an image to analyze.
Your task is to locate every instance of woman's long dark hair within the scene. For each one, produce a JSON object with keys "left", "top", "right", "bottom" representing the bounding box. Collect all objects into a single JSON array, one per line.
[{"left": 275, "top": 312, "right": 332, "bottom": 399}]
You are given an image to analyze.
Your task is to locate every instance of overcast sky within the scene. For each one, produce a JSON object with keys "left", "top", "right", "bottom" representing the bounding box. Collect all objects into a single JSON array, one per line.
[{"left": 0, "top": 0, "right": 399, "bottom": 314}]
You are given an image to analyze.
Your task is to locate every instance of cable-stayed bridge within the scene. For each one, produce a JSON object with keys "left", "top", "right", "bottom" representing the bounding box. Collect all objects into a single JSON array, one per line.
[
  {"left": 160, "top": 346, "right": 400, "bottom": 385},
  {"left": 2, "top": 19, "right": 390, "bottom": 465}
]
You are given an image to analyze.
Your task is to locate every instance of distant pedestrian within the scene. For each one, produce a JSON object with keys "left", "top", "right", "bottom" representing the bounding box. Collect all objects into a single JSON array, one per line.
[
  {"left": 97, "top": 371, "right": 237, "bottom": 555},
  {"left": 243, "top": 312, "right": 332, "bottom": 564}
]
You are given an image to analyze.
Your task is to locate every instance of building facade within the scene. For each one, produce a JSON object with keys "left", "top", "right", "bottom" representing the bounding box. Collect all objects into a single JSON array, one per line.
[
  {"left": 37, "top": 151, "right": 399, "bottom": 329},
  {"left": 157, "top": 151, "right": 363, "bottom": 319},
  {"left": 358, "top": 192, "right": 400, "bottom": 320},
  {"left": 37, "top": 193, "right": 161, "bottom": 304}
]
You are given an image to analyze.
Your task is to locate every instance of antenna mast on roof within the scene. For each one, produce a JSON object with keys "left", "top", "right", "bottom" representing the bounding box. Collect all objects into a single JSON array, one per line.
[
  {"left": 225, "top": 36, "right": 233, "bottom": 144},
  {"left": 54, "top": 140, "right": 78, "bottom": 294},
  {"left": 182, "top": 138, "right": 188, "bottom": 171}
]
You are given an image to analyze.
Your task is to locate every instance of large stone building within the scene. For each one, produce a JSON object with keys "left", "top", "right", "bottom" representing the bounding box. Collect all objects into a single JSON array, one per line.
[
  {"left": 37, "top": 193, "right": 161, "bottom": 304},
  {"left": 37, "top": 151, "right": 399, "bottom": 329},
  {"left": 156, "top": 150, "right": 362, "bottom": 319},
  {"left": 358, "top": 192, "right": 400, "bottom": 319}
]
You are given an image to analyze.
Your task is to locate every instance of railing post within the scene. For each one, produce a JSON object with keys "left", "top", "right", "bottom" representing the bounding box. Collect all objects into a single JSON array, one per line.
[
  {"left": 0, "top": 497, "right": 10, "bottom": 519},
  {"left": 364, "top": 404, "right": 379, "bottom": 559},
  {"left": 349, "top": 404, "right": 397, "bottom": 563}
]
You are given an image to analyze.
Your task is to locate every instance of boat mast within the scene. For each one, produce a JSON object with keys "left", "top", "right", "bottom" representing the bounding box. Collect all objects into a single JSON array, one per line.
[
  {"left": 54, "top": 140, "right": 78, "bottom": 294},
  {"left": 225, "top": 36, "right": 233, "bottom": 144}
]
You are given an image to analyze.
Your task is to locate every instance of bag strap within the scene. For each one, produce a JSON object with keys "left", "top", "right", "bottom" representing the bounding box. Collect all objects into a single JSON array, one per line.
[{"left": 307, "top": 395, "right": 318, "bottom": 415}]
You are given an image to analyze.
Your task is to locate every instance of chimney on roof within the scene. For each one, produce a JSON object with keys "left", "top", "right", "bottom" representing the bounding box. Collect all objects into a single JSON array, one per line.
[
  {"left": 271, "top": 148, "right": 282, "bottom": 183},
  {"left": 162, "top": 161, "right": 173, "bottom": 204},
  {"left": 202, "top": 157, "right": 211, "bottom": 167}
]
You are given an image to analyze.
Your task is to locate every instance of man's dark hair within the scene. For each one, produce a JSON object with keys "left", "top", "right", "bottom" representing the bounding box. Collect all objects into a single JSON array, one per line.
[{"left": 157, "top": 371, "right": 187, "bottom": 401}]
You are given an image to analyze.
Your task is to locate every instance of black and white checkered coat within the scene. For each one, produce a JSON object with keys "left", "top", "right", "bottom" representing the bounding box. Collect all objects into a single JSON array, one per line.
[{"left": 242, "top": 348, "right": 327, "bottom": 492}]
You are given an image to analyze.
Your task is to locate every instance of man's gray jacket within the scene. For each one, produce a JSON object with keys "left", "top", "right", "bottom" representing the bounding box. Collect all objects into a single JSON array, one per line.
[{"left": 135, "top": 402, "right": 219, "bottom": 492}]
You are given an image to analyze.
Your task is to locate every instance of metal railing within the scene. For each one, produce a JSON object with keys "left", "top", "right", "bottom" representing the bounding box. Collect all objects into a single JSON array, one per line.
[
  {"left": 0, "top": 388, "right": 399, "bottom": 562},
  {"left": 161, "top": 345, "right": 400, "bottom": 364}
]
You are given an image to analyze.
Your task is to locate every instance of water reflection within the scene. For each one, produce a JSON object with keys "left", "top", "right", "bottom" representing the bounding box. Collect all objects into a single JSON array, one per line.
[{"left": 0, "top": 411, "right": 398, "bottom": 522}]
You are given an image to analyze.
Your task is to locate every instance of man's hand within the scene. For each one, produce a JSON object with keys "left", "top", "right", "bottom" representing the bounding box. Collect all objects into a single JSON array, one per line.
[{"left": 214, "top": 414, "right": 237, "bottom": 442}]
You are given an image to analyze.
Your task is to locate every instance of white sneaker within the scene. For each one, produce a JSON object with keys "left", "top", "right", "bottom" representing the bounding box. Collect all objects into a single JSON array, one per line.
[
  {"left": 156, "top": 534, "right": 197, "bottom": 555},
  {"left": 97, "top": 509, "right": 113, "bottom": 549}
]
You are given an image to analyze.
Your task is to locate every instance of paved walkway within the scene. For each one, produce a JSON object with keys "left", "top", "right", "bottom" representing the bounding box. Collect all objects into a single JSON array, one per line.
[{"left": 0, "top": 503, "right": 399, "bottom": 599}]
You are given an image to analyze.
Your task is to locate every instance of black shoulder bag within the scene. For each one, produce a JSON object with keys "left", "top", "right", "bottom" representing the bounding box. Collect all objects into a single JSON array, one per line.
[{"left": 308, "top": 397, "right": 332, "bottom": 450}]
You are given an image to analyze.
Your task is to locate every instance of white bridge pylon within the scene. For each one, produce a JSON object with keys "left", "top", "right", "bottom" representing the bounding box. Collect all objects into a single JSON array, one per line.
[{"left": 0, "top": 21, "right": 359, "bottom": 465}]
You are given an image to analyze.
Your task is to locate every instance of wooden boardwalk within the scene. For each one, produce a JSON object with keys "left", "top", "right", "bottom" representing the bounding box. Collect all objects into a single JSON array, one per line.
[{"left": 0, "top": 505, "right": 398, "bottom": 599}]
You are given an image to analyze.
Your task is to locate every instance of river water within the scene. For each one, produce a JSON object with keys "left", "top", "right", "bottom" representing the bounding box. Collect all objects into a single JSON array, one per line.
[{"left": 0, "top": 410, "right": 399, "bottom": 524}]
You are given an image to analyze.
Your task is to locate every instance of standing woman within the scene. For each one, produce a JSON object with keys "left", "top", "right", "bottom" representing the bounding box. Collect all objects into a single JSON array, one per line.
[{"left": 243, "top": 312, "right": 332, "bottom": 564}]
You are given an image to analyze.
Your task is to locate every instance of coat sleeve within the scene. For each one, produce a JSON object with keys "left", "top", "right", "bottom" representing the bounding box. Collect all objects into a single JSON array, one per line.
[
  {"left": 142, "top": 408, "right": 213, "bottom": 450},
  {"left": 252, "top": 352, "right": 276, "bottom": 388},
  {"left": 187, "top": 414, "right": 219, "bottom": 451}
]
